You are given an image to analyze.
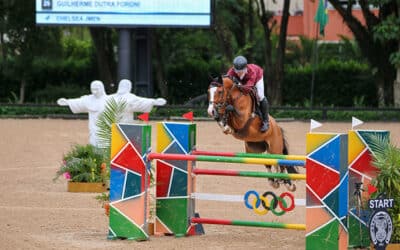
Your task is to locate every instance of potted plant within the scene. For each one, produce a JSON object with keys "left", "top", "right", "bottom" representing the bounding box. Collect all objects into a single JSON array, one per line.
[
  {"left": 54, "top": 143, "right": 108, "bottom": 192},
  {"left": 368, "top": 134, "right": 400, "bottom": 247}
]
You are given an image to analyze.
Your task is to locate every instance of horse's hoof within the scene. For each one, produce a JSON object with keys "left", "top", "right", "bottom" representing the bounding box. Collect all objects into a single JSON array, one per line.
[
  {"left": 285, "top": 183, "right": 296, "bottom": 192},
  {"left": 270, "top": 180, "right": 280, "bottom": 189},
  {"left": 222, "top": 125, "right": 233, "bottom": 134}
]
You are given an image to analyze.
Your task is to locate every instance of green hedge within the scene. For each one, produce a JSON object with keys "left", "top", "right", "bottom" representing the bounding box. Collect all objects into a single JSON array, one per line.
[
  {"left": 283, "top": 60, "right": 375, "bottom": 107},
  {"left": 272, "top": 108, "right": 400, "bottom": 121},
  {"left": 1, "top": 104, "right": 399, "bottom": 121},
  {"left": 0, "top": 51, "right": 377, "bottom": 107},
  {"left": 0, "top": 105, "right": 71, "bottom": 116}
]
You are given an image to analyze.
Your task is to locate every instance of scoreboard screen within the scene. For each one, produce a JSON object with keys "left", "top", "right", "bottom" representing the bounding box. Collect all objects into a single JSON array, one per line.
[{"left": 36, "top": 0, "right": 212, "bottom": 27}]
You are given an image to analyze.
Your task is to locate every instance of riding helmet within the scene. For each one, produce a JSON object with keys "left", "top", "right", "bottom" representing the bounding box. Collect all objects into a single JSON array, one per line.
[{"left": 233, "top": 56, "right": 247, "bottom": 71}]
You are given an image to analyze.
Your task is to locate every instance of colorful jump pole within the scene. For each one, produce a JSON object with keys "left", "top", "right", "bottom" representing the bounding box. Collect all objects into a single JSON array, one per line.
[
  {"left": 306, "top": 132, "right": 348, "bottom": 250},
  {"left": 148, "top": 152, "right": 305, "bottom": 166},
  {"left": 108, "top": 123, "right": 152, "bottom": 241},
  {"left": 192, "top": 150, "right": 306, "bottom": 161},
  {"left": 154, "top": 122, "right": 198, "bottom": 237},
  {"left": 193, "top": 168, "right": 306, "bottom": 180},
  {"left": 347, "top": 130, "right": 390, "bottom": 248},
  {"left": 191, "top": 217, "right": 306, "bottom": 231}
]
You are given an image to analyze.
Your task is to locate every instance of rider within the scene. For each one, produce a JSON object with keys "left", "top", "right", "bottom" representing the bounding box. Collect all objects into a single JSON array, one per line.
[{"left": 227, "top": 55, "right": 270, "bottom": 132}]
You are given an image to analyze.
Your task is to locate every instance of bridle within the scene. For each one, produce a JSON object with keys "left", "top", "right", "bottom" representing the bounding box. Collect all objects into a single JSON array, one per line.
[{"left": 209, "top": 76, "right": 245, "bottom": 128}]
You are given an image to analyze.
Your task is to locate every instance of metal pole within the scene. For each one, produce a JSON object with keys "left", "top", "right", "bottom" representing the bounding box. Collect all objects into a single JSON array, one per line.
[
  {"left": 310, "top": 23, "right": 320, "bottom": 108},
  {"left": 118, "top": 29, "right": 132, "bottom": 81}
]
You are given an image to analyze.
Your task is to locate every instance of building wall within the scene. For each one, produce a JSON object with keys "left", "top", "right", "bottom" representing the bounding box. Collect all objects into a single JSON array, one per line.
[
  {"left": 303, "top": 0, "right": 357, "bottom": 41},
  {"left": 272, "top": 0, "right": 378, "bottom": 42},
  {"left": 263, "top": 0, "right": 304, "bottom": 15}
]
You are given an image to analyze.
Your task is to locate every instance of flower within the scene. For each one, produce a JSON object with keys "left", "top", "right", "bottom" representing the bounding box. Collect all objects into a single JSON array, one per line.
[
  {"left": 63, "top": 172, "right": 71, "bottom": 180},
  {"left": 101, "top": 162, "right": 107, "bottom": 172},
  {"left": 53, "top": 144, "right": 109, "bottom": 183}
]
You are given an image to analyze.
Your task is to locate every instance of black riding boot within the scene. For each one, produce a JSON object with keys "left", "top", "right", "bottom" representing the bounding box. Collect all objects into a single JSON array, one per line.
[{"left": 260, "top": 97, "right": 270, "bottom": 132}]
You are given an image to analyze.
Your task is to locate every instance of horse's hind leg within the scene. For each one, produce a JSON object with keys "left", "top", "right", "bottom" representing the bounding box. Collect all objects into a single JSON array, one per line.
[
  {"left": 265, "top": 164, "right": 280, "bottom": 189},
  {"left": 266, "top": 132, "right": 297, "bottom": 191},
  {"left": 280, "top": 165, "right": 297, "bottom": 192}
]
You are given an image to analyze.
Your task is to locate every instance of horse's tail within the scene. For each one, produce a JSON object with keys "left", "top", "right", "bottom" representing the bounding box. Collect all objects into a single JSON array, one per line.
[
  {"left": 281, "top": 127, "right": 289, "bottom": 155},
  {"left": 281, "top": 127, "right": 299, "bottom": 174}
]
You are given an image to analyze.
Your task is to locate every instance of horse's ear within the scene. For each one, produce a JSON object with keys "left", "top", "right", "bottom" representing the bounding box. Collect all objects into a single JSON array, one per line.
[
  {"left": 208, "top": 74, "right": 224, "bottom": 87},
  {"left": 217, "top": 75, "right": 223, "bottom": 84}
]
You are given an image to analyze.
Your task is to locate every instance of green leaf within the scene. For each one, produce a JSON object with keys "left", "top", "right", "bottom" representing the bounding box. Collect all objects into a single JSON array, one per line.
[
  {"left": 96, "top": 98, "right": 127, "bottom": 149},
  {"left": 367, "top": 133, "right": 400, "bottom": 242}
]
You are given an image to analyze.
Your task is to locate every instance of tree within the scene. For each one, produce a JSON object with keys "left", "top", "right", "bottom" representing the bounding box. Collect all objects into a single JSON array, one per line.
[
  {"left": 145, "top": 1, "right": 293, "bottom": 105},
  {"left": 255, "top": 0, "right": 291, "bottom": 105},
  {"left": 152, "top": 30, "right": 168, "bottom": 98},
  {"left": 89, "top": 27, "right": 117, "bottom": 88},
  {"left": 211, "top": 0, "right": 262, "bottom": 67},
  {"left": 0, "top": 0, "right": 7, "bottom": 61},
  {"left": 328, "top": 0, "right": 398, "bottom": 107},
  {"left": 150, "top": 28, "right": 223, "bottom": 103},
  {"left": 211, "top": 0, "right": 246, "bottom": 67},
  {"left": 1, "top": 0, "right": 62, "bottom": 103},
  {"left": 372, "top": 0, "right": 400, "bottom": 107}
]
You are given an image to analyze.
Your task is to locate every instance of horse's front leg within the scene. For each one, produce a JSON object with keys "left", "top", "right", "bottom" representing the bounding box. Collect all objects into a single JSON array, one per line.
[{"left": 217, "top": 114, "right": 233, "bottom": 134}]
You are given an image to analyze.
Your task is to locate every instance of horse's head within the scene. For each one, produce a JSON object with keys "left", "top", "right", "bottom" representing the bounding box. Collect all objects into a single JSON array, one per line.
[
  {"left": 207, "top": 76, "right": 221, "bottom": 118},
  {"left": 207, "top": 75, "right": 235, "bottom": 117},
  {"left": 207, "top": 75, "right": 237, "bottom": 133}
]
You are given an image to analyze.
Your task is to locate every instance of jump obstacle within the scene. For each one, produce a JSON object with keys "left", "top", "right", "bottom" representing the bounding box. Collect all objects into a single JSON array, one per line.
[
  {"left": 147, "top": 152, "right": 305, "bottom": 166},
  {"left": 108, "top": 122, "right": 389, "bottom": 250},
  {"left": 191, "top": 168, "right": 306, "bottom": 180},
  {"left": 192, "top": 149, "right": 306, "bottom": 160}
]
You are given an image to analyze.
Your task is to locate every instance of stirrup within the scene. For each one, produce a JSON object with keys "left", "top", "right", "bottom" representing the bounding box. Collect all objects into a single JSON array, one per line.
[{"left": 260, "top": 121, "right": 269, "bottom": 132}]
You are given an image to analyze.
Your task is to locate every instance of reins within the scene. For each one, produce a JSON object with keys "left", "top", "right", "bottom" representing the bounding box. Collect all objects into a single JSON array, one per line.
[{"left": 213, "top": 77, "right": 256, "bottom": 136}]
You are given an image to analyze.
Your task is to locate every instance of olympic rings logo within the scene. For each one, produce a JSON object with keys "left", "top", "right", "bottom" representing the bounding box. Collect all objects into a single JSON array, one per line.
[{"left": 243, "top": 190, "right": 295, "bottom": 216}]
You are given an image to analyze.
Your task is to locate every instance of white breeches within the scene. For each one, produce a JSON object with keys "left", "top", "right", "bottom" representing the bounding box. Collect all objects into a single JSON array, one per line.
[{"left": 255, "top": 77, "right": 265, "bottom": 101}]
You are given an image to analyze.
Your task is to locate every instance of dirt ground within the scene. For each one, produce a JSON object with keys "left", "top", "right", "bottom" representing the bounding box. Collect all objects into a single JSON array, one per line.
[{"left": 0, "top": 119, "right": 398, "bottom": 250}]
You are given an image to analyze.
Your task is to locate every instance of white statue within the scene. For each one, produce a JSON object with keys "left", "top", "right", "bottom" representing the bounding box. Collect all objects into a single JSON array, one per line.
[
  {"left": 110, "top": 79, "right": 167, "bottom": 123},
  {"left": 57, "top": 80, "right": 108, "bottom": 146}
]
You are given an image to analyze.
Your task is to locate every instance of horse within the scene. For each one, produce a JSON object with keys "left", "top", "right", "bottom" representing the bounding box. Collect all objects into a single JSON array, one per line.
[{"left": 207, "top": 75, "right": 298, "bottom": 191}]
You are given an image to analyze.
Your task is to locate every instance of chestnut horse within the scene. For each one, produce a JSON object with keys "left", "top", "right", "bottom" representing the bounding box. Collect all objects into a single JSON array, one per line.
[{"left": 207, "top": 75, "right": 298, "bottom": 191}]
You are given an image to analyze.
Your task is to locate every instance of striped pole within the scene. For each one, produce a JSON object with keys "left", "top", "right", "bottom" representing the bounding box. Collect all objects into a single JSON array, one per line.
[
  {"left": 190, "top": 192, "right": 306, "bottom": 206},
  {"left": 147, "top": 153, "right": 305, "bottom": 166},
  {"left": 192, "top": 150, "right": 306, "bottom": 161},
  {"left": 193, "top": 169, "right": 306, "bottom": 180},
  {"left": 191, "top": 217, "right": 306, "bottom": 231}
]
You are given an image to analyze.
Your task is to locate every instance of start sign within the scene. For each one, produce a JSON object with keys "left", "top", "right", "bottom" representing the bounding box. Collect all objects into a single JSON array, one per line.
[
  {"left": 369, "top": 195, "right": 394, "bottom": 250},
  {"left": 369, "top": 198, "right": 394, "bottom": 210}
]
